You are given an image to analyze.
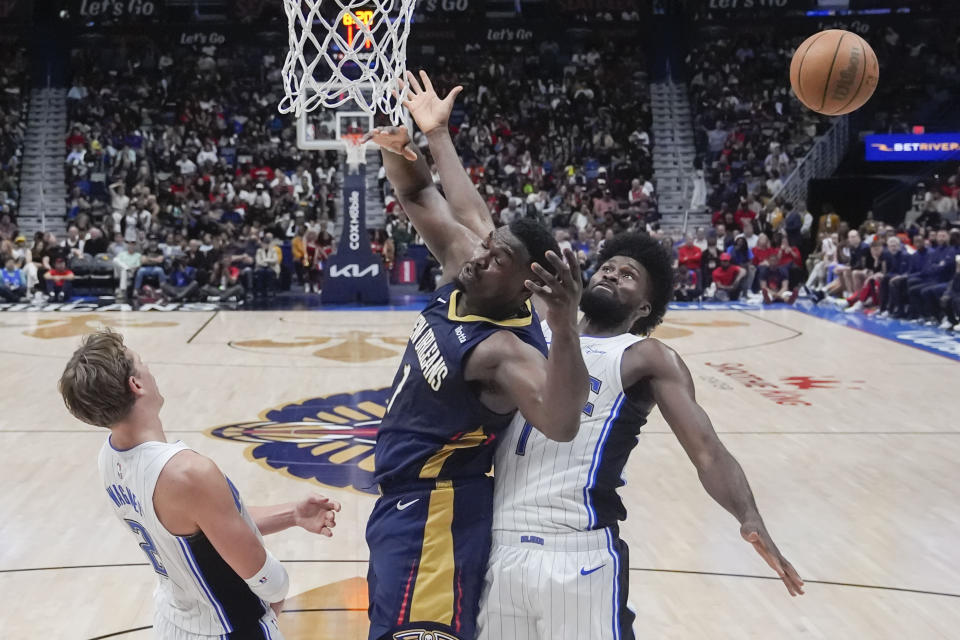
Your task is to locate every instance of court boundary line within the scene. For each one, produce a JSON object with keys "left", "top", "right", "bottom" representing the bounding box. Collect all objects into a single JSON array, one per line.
[
  {"left": 14, "top": 560, "right": 959, "bottom": 600},
  {"left": 788, "top": 306, "right": 960, "bottom": 362},
  {"left": 186, "top": 310, "right": 219, "bottom": 344}
]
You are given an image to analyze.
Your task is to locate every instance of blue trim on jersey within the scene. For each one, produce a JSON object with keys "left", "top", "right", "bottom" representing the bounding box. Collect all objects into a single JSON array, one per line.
[
  {"left": 259, "top": 619, "right": 272, "bottom": 639},
  {"left": 604, "top": 527, "right": 622, "bottom": 640},
  {"left": 107, "top": 434, "right": 137, "bottom": 452},
  {"left": 584, "top": 393, "right": 625, "bottom": 530},
  {"left": 176, "top": 537, "right": 233, "bottom": 633}
]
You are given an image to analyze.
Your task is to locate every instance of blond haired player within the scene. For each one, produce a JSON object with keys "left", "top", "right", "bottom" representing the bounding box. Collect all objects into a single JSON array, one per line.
[{"left": 59, "top": 329, "right": 340, "bottom": 639}]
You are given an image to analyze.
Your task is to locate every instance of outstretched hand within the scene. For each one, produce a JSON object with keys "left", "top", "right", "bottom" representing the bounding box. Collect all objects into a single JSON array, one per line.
[
  {"left": 525, "top": 248, "right": 583, "bottom": 330},
  {"left": 293, "top": 494, "right": 341, "bottom": 538},
  {"left": 361, "top": 126, "right": 417, "bottom": 161},
  {"left": 397, "top": 69, "right": 463, "bottom": 135},
  {"left": 740, "top": 520, "right": 804, "bottom": 596}
]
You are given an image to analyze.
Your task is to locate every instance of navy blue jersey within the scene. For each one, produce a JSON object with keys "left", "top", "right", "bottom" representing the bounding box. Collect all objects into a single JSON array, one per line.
[{"left": 374, "top": 282, "right": 548, "bottom": 488}]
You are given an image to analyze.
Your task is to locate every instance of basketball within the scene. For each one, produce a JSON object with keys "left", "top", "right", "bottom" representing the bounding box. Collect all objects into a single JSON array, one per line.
[{"left": 789, "top": 29, "right": 879, "bottom": 116}]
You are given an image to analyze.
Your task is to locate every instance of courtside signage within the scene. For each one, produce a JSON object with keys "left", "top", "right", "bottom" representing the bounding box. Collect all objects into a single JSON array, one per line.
[{"left": 865, "top": 133, "right": 960, "bottom": 162}]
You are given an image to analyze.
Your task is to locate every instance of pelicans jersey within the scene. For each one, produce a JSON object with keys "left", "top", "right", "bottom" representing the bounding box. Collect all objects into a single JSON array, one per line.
[
  {"left": 99, "top": 439, "right": 282, "bottom": 640},
  {"left": 479, "top": 326, "right": 651, "bottom": 640},
  {"left": 366, "top": 282, "right": 547, "bottom": 640}
]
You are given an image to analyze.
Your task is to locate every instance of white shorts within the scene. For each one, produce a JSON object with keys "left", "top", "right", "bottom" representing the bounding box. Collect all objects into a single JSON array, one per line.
[
  {"left": 477, "top": 527, "right": 635, "bottom": 640},
  {"left": 154, "top": 608, "right": 283, "bottom": 640}
]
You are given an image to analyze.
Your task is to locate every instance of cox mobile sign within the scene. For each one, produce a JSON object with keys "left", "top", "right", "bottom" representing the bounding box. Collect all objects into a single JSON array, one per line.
[{"left": 866, "top": 134, "right": 960, "bottom": 162}]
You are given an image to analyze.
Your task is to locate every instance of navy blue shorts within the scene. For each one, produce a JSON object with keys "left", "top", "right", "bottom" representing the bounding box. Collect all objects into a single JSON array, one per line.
[{"left": 366, "top": 476, "right": 493, "bottom": 640}]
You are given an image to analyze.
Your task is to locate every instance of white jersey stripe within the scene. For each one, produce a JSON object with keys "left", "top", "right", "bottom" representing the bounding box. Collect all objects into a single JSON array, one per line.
[
  {"left": 177, "top": 536, "right": 232, "bottom": 633},
  {"left": 604, "top": 527, "right": 621, "bottom": 640},
  {"left": 584, "top": 392, "right": 625, "bottom": 530}
]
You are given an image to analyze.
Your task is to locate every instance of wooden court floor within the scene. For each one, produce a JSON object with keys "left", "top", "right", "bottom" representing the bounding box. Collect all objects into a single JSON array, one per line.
[{"left": 0, "top": 309, "right": 958, "bottom": 639}]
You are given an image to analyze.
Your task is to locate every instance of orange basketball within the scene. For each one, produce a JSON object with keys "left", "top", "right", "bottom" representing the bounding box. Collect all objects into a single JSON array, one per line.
[{"left": 789, "top": 29, "right": 879, "bottom": 116}]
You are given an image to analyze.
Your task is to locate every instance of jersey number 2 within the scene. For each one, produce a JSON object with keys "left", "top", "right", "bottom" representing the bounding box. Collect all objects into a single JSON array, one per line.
[{"left": 125, "top": 519, "right": 169, "bottom": 577}]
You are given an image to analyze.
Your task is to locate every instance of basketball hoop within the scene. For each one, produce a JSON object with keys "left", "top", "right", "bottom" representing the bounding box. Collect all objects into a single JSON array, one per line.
[{"left": 279, "top": 0, "right": 416, "bottom": 125}]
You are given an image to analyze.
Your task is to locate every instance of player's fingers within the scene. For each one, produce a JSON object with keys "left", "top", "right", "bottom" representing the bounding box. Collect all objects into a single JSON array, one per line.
[
  {"left": 418, "top": 69, "right": 435, "bottom": 94},
  {"left": 530, "top": 262, "right": 559, "bottom": 285},
  {"left": 524, "top": 280, "right": 551, "bottom": 296},
  {"left": 563, "top": 247, "right": 582, "bottom": 283},
  {"left": 360, "top": 129, "right": 378, "bottom": 144},
  {"left": 783, "top": 561, "right": 804, "bottom": 594},
  {"left": 330, "top": 499, "right": 342, "bottom": 512},
  {"left": 402, "top": 146, "right": 418, "bottom": 161},
  {"left": 445, "top": 85, "right": 464, "bottom": 104},
  {"left": 544, "top": 251, "right": 571, "bottom": 280},
  {"left": 405, "top": 70, "right": 423, "bottom": 95},
  {"left": 321, "top": 526, "right": 333, "bottom": 538}
]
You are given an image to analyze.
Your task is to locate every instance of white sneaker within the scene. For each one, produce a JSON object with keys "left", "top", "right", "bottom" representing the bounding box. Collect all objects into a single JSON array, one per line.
[
  {"left": 923, "top": 319, "right": 938, "bottom": 326},
  {"left": 845, "top": 301, "right": 864, "bottom": 313},
  {"left": 33, "top": 291, "right": 46, "bottom": 303},
  {"left": 304, "top": 283, "right": 310, "bottom": 293},
  {"left": 832, "top": 298, "right": 849, "bottom": 309},
  {"left": 878, "top": 310, "right": 890, "bottom": 318},
  {"left": 953, "top": 323, "right": 960, "bottom": 332},
  {"left": 939, "top": 318, "right": 954, "bottom": 330}
]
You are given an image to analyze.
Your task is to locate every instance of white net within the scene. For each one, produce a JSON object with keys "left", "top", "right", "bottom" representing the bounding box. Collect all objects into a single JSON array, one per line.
[{"left": 279, "top": 0, "right": 415, "bottom": 125}]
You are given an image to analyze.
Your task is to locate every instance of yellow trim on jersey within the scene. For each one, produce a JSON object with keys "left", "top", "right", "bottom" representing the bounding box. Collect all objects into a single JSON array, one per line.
[
  {"left": 409, "top": 480, "right": 455, "bottom": 625},
  {"left": 418, "top": 427, "right": 487, "bottom": 479},
  {"left": 447, "top": 290, "right": 533, "bottom": 327}
]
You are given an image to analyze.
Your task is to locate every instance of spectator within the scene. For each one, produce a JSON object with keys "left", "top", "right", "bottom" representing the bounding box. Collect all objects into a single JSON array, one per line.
[
  {"left": 134, "top": 237, "right": 167, "bottom": 297},
  {"left": 740, "top": 220, "right": 759, "bottom": 250},
  {"left": 832, "top": 229, "right": 868, "bottom": 298},
  {"left": 44, "top": 256, "right": 75, "bottom": 302},
  {"left": 0, "top": 257, "right": 26, "bottom": 302},
  {"left": 877, "top": 236, "right": 910, "bottom": 317},
  {"left": 201, "top": 264, "right": 247, "bottom": 302},
  {"left": 692, "top": 226, "right": 708, "bottom": 251},
  {"left": 710, "top": 252, "right": 745, "bottom": 301},
  {"left": 113, "top": 240, "right": 142, "bottom": 300},
  {"left": 804, "top": 234, "right": 838, "bottom": 297},
  {"left": 62, "top": 225, "right": 85, "bottom": 260},
  {"left": 832, "top": 240, "right": 886, "bottom": 313},
  {"left": 84, "top": 227, "right": 109, "bottom": 256},
  {"left": 677, "top": 234, "right": 703, "bottom": 272},
  {"left": 162, "top": 257, "right": 200, "bottom": 303},
  {"left": 906, "top": 229, "right": 955, "bottom": 322},
  {"left": 937, "top": 255, "right": 960, "bottom": 331},
  {"left": 728, "top": 235, "right": 754, "bottom": 296},
  {"left": 783, "top": 202, "right": 803, "bottom": 249},
  {"left": 254, "top": 234, "right": 280, "bottom": 298},
  {"left": 760, "top": 260, "right": 798, "bottom": 305},
  {"left": 11, "top": 235, "right": 38, "bottom": 295}
]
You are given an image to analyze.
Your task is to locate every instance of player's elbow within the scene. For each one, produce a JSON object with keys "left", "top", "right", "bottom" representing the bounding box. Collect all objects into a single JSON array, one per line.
[
  {"left": 551, "top": 420, "right": 580, "bottom": 442},
  {"left": 535, "top": 414, "right": 580, "bottom": 442}
]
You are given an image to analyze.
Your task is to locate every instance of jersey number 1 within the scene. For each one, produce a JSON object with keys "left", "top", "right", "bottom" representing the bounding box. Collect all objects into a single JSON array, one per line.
[{"left": 515, "top": 376, "right": 602, "bottom": 455}]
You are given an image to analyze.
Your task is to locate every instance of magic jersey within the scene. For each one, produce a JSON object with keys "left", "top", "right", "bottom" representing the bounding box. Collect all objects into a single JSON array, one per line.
[
  {"left": 98, "top": 439, "right": 273, "bottom": 637},
  {"left": 493, "top": 324, "right": 651, "bottom": 533}
]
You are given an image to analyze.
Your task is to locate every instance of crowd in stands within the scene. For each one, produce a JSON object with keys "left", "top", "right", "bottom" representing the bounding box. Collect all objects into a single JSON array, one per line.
[
  {"left": 687, "top": 32, "right": 827, "bottom": 215},
  {"left": 53, "top": 40, "right": 347, "bottom": 303},
  {"left": 0, "top": 44, "right": 26, "bottom": 242},
  {"left": 0, "top": 36, "right": 658, "bottom": 305},
  {"left": 1, "top": 29, "right": 958, "bottom": 334}
]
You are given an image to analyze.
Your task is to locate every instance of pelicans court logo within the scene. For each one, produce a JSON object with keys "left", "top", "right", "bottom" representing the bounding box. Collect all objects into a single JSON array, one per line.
[{"left": 207, "top": 388, "right": 392, "bottom": 494}]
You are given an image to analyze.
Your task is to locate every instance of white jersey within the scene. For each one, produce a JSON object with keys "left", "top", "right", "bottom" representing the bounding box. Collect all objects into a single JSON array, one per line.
[
  {"left": 99, "top": 438, "right": 278, "bottom": 639},
  {"left": 493, "top": 324, "right": 650, "bottom": 534}
]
